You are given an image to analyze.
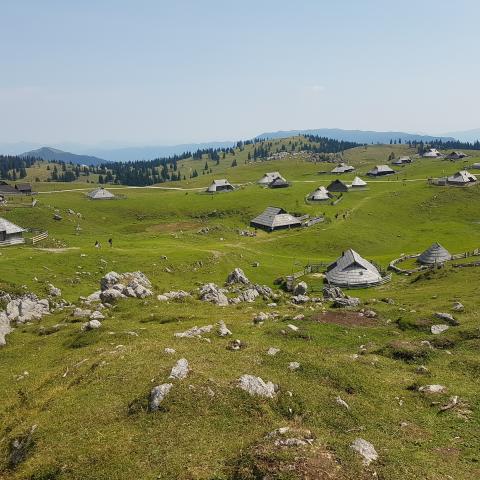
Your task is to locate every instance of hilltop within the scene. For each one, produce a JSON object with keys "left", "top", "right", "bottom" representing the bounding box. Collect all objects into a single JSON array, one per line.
[{"left": 20, "top": 147, "right": 108, "bottom": 167}]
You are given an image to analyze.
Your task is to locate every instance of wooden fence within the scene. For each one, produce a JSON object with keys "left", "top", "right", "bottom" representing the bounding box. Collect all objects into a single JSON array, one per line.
[{"left": 25, "top": 230, "right": 49, "bottom": 245}]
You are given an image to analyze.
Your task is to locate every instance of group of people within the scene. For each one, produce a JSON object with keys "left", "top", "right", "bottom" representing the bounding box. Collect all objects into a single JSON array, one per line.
[{"left": 95, "top": 238, "right": 113, "bottom": 248}]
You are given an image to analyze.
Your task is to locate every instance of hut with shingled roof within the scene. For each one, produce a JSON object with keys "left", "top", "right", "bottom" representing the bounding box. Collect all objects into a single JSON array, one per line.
[
  {"left": 250, "top": 207, "right": 301, "bottom": 232},
  {"left": 0, "top": 217, "right": 25, "bottom": 246},
  {"left": 417, "top": 243, "right": 452, "bottom": 265},
  {"left": 325, "top": 249, "right": 383, "bottom": 288}
]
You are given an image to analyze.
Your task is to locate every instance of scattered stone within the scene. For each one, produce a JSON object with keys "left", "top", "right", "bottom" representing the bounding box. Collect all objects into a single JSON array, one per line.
[
  {"left": 169, "top": 358, "right": 189, "bottom": 380},
  {"left": 199, "top": 283, "right": 229, "bottom": 306},
  {"left": 73, "top": 307, "right": 92, "bottom": 318},
  {"left": 157, "top": 290, "right": 191, "bottom": 301},
  {"left": 226, "top": 268, "right": 250, "bottom": 285},
  {"left": 333, "top": 297, "right": 361, "bottom": 308},
  {"left": 288, "top": 361, "right": 300, "bottom": 371},
  {"left": 363, "top": 310, "right": 377, "bottom": 318},
  {"left": 90, "top": 311, "right": 105, "bottom": 321},
  {"left": 149, "top": 383, "right": 173, "bottom": 411},
  {"left": 293, "top": 281, "right": 308, "bottom": 296},
  {"left": 293, "top": 314, "right": 305, "bottom": 321},
  {"left": 164, "top": 348, "right": 176, "bottom": 354},
  {"left": 82, "top": 319, "right": 102, "bottom": 331},
  {"left": 174, "top": 325, "right": 213, "bottom": 338},
  {"left": 237, "top": 374, "right": 277, "bottom": 398},
  {"left": 267, "top": 347, "right": 280, "bottom": 356},
  {"left": 253, "top": 312, "right": 270, "bottom": 324},
  {"left": 287, "top": 324, "right": 299, "bottom": 332},
  {"left": 418, "top": 384, "right": 447, "bottom": 394},
  {"left": 47, "top": 284, "right": 61, "bottom": 297},
  {"left": 291, "top": 294, "right": 310, "bottom": 304},
  {"left": 350, "top": 438, "right": 378, "bottom": 465},
  {"left": 227, "top": 339, "right": 246, "bottom": 350},
  {"left": 236, "top": 288, "right": 259, "bottom": 303},
  {"left": 451, "top": 302, "right": 464, "bottom": 312},
  {"left": 440, "top": 396, "right": 459, "bottom": 412},
  {"left": 217, "top": 320, "right": 232, "bottom": 336},
  {"left": 336, "top": 396, "right": 350, "bottom": 410},
  {"left": 323, "top": 285, "right": 346, "bottom": 300},
  {"left": 434, "top": 312, "right": 458, "bottom": 326},
  {"left": 431, "top": 324, "right": 449, "bottom": 335},
  {"left": 100, "top": 288, "right": 125, "bottom": 303}
]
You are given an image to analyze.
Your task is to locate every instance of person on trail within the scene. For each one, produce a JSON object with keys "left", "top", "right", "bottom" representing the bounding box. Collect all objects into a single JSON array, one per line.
[
  {"left": 108, "top": 238, "right": 113, "bottom": 247},
  {"left": 95, "top": 240, "right": 101, "bottom": 248}
]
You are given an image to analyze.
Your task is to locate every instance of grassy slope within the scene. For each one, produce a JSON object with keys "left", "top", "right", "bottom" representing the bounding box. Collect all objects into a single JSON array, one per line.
[{"left": 0, "top": 143, "right": 479, "bottom": 479}]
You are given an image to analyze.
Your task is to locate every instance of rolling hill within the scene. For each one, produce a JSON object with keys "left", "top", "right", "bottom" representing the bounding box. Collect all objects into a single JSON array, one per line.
[{"left": 256, "top": 128, "right": 455, "bottom": 144}]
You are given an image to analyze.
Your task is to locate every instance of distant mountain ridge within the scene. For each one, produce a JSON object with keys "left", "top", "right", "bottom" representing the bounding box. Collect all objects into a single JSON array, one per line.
[
  {"left": 81, "top": 141, "right": 236, "bottom": 162},
  {"left": 255, "top": 128, "right": 455, "bottom": 144},
  {"left": 20, "top": 147, "right": 108, "bottom": 166},
  {"left": 440, "top": 129, "right": 480, "bottom": 143}
]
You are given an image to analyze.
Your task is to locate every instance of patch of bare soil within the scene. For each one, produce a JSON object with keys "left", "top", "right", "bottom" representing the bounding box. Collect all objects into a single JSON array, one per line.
[
  {"left": 147, "top": 221, "right": 204, "bottom": 233},
  {"left": 313, "top": 311, "right": 376, "bottom": 327}
]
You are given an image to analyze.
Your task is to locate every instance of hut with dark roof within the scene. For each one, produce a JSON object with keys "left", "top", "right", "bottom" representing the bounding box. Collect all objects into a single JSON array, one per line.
[
  {"left": 15, "top": 183, "right": 32, "bottom": 194},
  {"left": 417, "top": 243, "right": 452, "bottom": 265},
  {"left": 206, "top": 179, "right": 234, "bottom": 193},
  {"left": 0, "top": 218, "right": 25, "bottom": 246},
  {"left": 445, "top": 151, "right": 467, "bottom": 160},
  {"left": 367, "top": 165, "right": 395, "bottom": 176},
  {"left": 268, "top": 177, "right": 290, "bottom": 189},
  {"left": 325, "top": 249, "right": 383, "bottom": 288},
  {"left": 326, "top": 179, "right": 349, "bottom": 192},
  {"left": 0, "top": 182, "right": 20, "bottom": 196},
  {"left": 250, "top": 207, "right": 301, "bottom": 232},
  {"left": 87, "top": 187, "right": 116, "bottom": 200}
]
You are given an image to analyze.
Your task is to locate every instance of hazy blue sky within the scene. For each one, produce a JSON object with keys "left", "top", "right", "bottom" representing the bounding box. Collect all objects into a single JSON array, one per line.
[{"left": 1, "top": 0, "right": 479, "bottom": 145}]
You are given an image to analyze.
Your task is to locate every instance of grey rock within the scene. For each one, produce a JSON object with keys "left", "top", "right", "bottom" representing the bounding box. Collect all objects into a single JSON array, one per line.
[
  {"left": 434, "top": 312, "right": 458, "bottom": 326},
  {"left": 48, "top": 284, "right": 61, "bottom": 297},
  {"left": 323, "top": 285, "right": 346, "bottom": 300},
  {"left": 82, "top": 319, "right": 102, "bottom": 331},
  {"left": 431, "top": 324, "right": 449, "bottom": 335},
  {"left": 164, "top": 347, "right": 176, "bottom": 354},
  {"left": 350, "top": 438, "right": 378, "bottom": 465},
  {"left": 100, "top": 288, "right": 125, "bottom": 303},
  {"left": 73, "top": 307, "right": 92, "bottom": 318},
  {"left": 267, "top": 347, "right": 280, "bottom": 356},
  {"left": 291, "top": 294, "right": 310, "bottom": 304},
  {"left": 333, "top": 297, "right": 361, "bottom": 308},
  {"left": 288, "top": 361, "right": 301, "bottom": 371},
  {"left": 90, "top": 311, "right": 105, "bottom": 321},
  {"left": 452, "top": 302, "right": 464, "bottom": 312},
  {"left": 237, "top": 374, "right": 277, "bottom": 398},
  {"left": 418, "top": 384, "right": 447, "bottom": 394},
  {"left": 226, "top": 268, "right": 250, "bottom": 285},
  {"left": 237, "top": 288, "right": 259, "bottom": 303},
  {"left": 149, "top": 383, "right": 173, "bottom": 411},
  {"left": 169, "top": 358, "right": 189, "bottom": 380},
  {"left": 218, "top": 320, "right": 232, "bottom": 337},
  {"left": 253, "top": 312, "right": 270, "bottom": 324},
  {"left": 199, "top": 283, "right": 229, "bottom": 306},
  {"left": 174, "top": 325, "right": 213, "bottom": 338},
  {"left": 293, "top": 281, "right": 308, "bottom": 296}
]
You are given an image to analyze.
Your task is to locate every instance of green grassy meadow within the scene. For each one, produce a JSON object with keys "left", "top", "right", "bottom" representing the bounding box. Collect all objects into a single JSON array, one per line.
[{"left": 0, "top": 143, "right": 479, "bottom": 479}]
